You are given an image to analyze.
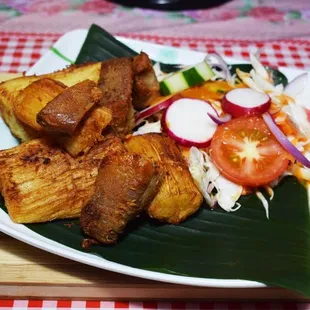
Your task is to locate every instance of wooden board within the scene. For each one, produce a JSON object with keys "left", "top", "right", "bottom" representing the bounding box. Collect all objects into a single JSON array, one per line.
[
  {"left": 0, "top": 72, "right": 307, "bottom": 300},
  {"left": 0, "top": 233, "right": 306, "bottom": 300}
]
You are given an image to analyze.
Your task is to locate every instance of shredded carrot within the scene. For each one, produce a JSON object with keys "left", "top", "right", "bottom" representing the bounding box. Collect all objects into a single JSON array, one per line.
[
  {"left": 273, "top": 94, "right": 293, "bottom": 106},
  {"left": 274, "top": 113, "right": 299, "bottom": 136},
  {"left": 303, "top": 143, "right": 310, "bottom": 152},
  {"left": 269, "top": 102, "right": 282, "bottom": 115},
  {"left": 148, "top": 94, "right": 175, "bottom": 107},
  {"left": 180, "top": 80, "right": 245, "bottom": 101}
]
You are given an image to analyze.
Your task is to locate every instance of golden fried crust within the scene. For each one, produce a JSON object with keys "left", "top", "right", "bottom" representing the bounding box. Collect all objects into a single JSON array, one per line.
[
  {"left": 132, "top": 52, "right": 160, "bottom": 110},
  {"left": 0, "top": 62, "right": 101, "bottom": 142},
  {"left": 59, "top": 106, "right": 112, "bottom": 157},
  {"left": 37, "top": 80, "right": 103, "bottom": 135},
  {"left": 132, "top": 52, "right": 151, "bottom": 74},
  {"left": 80, "top": 152, "right": 161, "bottom": 244},
  {"left": 13, "top": 78, "right": 67, "bottom": 132},
  {"left": 0, "top": 75, "right": 40, "bottom": 141},
  {"left": 124, "top": 133, "right": 203, "bottom": 224},
  {"left": 98, "top": 58, "right": 135, "bottom": 137},
  {"left": 0, "top": 138, "right": 116, "bottom": 223}
]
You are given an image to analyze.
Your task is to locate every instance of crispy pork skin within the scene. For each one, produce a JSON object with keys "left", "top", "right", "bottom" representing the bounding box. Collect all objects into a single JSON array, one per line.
[
  {"left": 80, "top": 152, "right": 161, "bottom": 244},
  {"left": 132, "top": 52, "right": 160, "bottom": 110},
  {"left": 37, "top": 79, "right": 103, "bottom": 135},
  {"left": 98, "top": 58, "right": 135, "bottom": 137}
]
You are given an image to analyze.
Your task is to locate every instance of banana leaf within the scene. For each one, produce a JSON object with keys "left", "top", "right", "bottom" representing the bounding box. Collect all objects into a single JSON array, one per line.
[
  {"left": 76, "top": 24, "right": 288, "bottom": 85},
  {"left": 2, "top": 24, "right": 310, "bottom": 296},
  {"left": 1, "top": 177, "right": 310, "bottom": 295}
]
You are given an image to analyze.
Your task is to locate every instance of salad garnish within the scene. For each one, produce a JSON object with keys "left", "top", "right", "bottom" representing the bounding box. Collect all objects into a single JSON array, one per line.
[
  {"left": 134, "top": 50, "right": 310, "bottom": 218},
  {"left": 188, "top": 147, "right": 243, "bottom": 212}
]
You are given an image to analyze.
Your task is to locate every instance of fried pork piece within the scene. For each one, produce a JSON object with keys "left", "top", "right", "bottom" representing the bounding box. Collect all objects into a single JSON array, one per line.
[
  {"left": 0, "top": 62, "right": 101, "bottom": 141},
  {"left": 125, "top": 134, "right": 203, "bottom": 224},
  {"left": 59, "top": 106, "right": 112, "bottom": 157},
  {"left": 0, "top": 138, "right": 117, "bottom": 223},
  {"left": 98, "top": 57, "right": 135, "bottom": 137},
  {"left": 13, "top": 78, "right": 67, "bottom": 132},
  {"left": 37, "top": 80, "right": 103, "bottom": 135},
  {"left": 132, "top": 52, "right": 160, "bottom": 110},
  {"left": 81, "top": 151, "right": 161, "bottom": 244}
]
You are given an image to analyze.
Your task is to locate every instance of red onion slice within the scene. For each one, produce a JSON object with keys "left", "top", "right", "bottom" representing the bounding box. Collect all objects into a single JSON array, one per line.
[
  {"left": 205, "top": 53, "right": 232, "bottom": 83},
  {"left": 162, "top": 98, "right": 218, "bottom": 147},
  {"left": 222, "top": 88, "right": 271, "bottom": 118},
  {"left": 207, "top": 112, "right": 232, "bottom": 125},
  {"left": 262, "top": 112, "right": 310, "bottom": 168},
  {"left": 135, "top": 96, "right": 175, "bottom": 125}
]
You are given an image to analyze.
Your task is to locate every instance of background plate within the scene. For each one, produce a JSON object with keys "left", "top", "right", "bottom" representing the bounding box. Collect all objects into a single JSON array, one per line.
[{"left": 0, "top": 29, "right": 307, "bottom": 290}]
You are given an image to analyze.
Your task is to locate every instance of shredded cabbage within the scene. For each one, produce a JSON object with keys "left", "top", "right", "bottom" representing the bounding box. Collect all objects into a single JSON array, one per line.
[
  {"left": 256, "top": 191, "right": 270, "bottom": 219},
  {"left": 188, "top": 147, "right": 243, "bottom": 212},
  {"left": 133, "top": 121, "right": 161, "bottom": 136}
]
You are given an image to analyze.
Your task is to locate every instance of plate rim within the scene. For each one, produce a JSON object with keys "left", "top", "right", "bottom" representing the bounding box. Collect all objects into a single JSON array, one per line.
[
  {"left": 0, "top": 214, "right": 265, "bottom": 288},
  {"left": 0, "top": 28, "right": 305, "bottom": 289}
]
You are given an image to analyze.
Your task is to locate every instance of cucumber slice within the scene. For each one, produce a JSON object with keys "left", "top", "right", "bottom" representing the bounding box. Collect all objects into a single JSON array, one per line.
[{"left": 160, "top": 61, "right": 214, "bottom": 96}]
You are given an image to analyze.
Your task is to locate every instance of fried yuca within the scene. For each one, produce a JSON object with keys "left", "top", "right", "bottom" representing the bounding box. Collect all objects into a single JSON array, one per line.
[
  {"left": 125, "top": 133, "right": 203, "bottom": 224},
  {"left": 60, "top": 106, "right": 112, "bottom": 157},
  {"left": 0, "top": 138, "right": 107, "bottom": 223},
  {"left": 0, "top": 63, "right": 101, "bottom": 141},
  {"left": 13, "top": 78, "right": 67, "bottom": 132}
]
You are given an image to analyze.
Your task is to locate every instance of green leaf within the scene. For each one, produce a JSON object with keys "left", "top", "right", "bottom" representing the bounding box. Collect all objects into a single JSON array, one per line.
[
  {"left": 3, "top": 24, "right": 310, "bottom": 296},
  {"left": 76, "top": 24, "right": 183, "bottom": 73},
  {"left": 76, "top": 24, "right": 139, "bottom": 64}
]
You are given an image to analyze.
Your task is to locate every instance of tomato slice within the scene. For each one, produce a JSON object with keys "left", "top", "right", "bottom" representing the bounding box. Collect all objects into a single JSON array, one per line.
[{"left": 210, "top": 116, "right": 289, "bottom": 187}]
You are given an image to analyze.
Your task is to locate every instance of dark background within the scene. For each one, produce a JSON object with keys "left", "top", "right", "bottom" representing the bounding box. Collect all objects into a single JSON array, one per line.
[{"left": 108, "top": 0, "right": 232, "bottom": 11}]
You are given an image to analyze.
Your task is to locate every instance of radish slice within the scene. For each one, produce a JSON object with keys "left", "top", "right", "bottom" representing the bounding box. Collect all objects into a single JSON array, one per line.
[
  {"left": 162, "top": 98, "right": 218, "bottom": 147},
  {"left": 135, "top": 96, "right": 175, "bottom": 124},
  {"left": 284, "top": 73, "right": 308, "bottom": 98},
  {"left": 222, "top": 88, "right": 271, "bottom": 118}
]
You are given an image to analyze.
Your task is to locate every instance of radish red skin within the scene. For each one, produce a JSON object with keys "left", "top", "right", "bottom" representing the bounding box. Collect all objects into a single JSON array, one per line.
[{"left": 222, "top": 89, "right": 271, "bottom": 118}]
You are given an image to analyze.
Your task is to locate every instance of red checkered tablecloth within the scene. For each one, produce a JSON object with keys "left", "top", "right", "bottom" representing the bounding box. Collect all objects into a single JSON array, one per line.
[
  {"left": 2, "top": 1, "right": 310, "bottom": 308},
  {"left": 1, "top": 32, "right": 310, "bottom": 73},
  {"left": 0, "top": 300, "right": 307, "bottom": 310}
]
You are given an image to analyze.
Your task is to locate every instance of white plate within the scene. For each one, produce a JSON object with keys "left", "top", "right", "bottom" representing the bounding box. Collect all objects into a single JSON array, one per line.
[{"left": 0, "top": 29, "right": 305, "bottom": 288}]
